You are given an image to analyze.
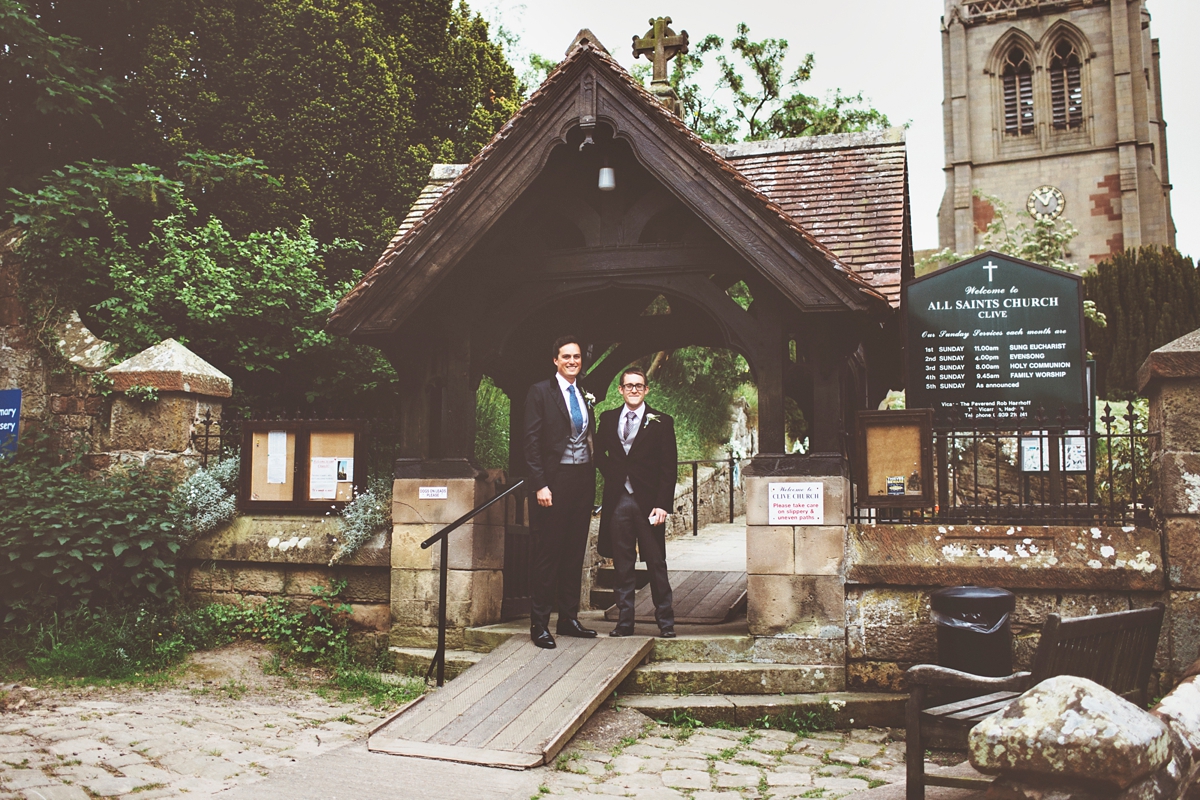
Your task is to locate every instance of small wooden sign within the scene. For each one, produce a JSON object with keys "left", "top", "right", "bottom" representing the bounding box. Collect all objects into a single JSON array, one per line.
[{"left": 854, "top": 409, "right": 934, "bottom": 508}]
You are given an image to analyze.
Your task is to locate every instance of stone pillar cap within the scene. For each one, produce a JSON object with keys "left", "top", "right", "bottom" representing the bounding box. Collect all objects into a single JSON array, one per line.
[
  {"left": 1137, "top": 327, "right": 1200, "bottom": 392},
  {"left": 105, "top": 338, "right": 232, "bottom": 397}
]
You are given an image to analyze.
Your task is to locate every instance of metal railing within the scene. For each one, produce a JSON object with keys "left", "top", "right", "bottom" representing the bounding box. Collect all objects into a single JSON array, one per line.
[
  {"left": 191, "top": 409, "right": 239, "bottom": 468},
  {"left": 852, "top": 404, "right": 1158, "bottom": 526},
  {"left": 420, "top": 479, "right": 525, "bottom": 687},
  {"left": 678, "top": 452, "right": 740, "bottom": 535}
]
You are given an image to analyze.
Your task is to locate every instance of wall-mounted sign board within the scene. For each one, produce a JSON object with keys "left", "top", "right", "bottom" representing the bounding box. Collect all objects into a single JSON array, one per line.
[
  {"left": 0, "top": 388, "right": 21, "bottom": 457},
  {"left": 768, "top": 482, "right": 824, "bottom": 525},
  {"left": 854, "top": 409, "right": 934, "bottom": 508},
  {"left": 241, "top": 419, "right": 365, "bottom": 512},
  {"left": 904, "top": 252, "right": 1087, "bottom": 425}
]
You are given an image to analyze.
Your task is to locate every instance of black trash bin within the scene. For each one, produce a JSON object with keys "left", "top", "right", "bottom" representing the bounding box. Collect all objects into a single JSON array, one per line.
[{"left": 929, "top": 586, "right": 1015, "bottom": 677}]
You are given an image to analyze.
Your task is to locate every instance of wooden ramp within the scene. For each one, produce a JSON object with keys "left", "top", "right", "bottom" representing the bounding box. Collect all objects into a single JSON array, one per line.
[
  {"left": 368, "top": 635, "right": 654, "bottom": 769},
  {"left": 604, "top": 570, "right": 746, "bottom": 624}
]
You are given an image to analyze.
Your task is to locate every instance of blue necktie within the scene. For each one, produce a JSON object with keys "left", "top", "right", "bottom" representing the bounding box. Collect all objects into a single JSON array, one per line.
[{"left": 568, "top": 385, "right": 584, "bottom": 435}]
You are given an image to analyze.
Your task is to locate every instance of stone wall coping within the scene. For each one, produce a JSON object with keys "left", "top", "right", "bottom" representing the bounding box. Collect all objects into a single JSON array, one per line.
[
  {"left": 106, "top": 338, "right": 232, "bottom": 397},
  {"left": 742, "top": 453, "right": 848, "bottom": 478},
  {"left": 1137, "top": 326, "right": 1200, "bottom": 391},
  {"left": 846, "top": 523, "right": 1165, "bottom": 591},
  {"left": 183, "top": 514, "right": 389, "bottom": 567}
]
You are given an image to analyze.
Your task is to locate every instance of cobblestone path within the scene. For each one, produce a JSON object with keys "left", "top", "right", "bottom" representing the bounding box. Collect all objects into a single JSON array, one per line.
[
  {"left": 543, "top": 721, "right": 907, "bottom": 799},
  {"left": 0, "top": 687, "right": 388, "bottom": 799}
]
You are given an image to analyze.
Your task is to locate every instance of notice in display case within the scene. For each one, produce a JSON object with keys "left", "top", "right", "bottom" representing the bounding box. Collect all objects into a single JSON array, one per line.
[{"left": 855, "top": 409, "right": 934, "bottom": 508}]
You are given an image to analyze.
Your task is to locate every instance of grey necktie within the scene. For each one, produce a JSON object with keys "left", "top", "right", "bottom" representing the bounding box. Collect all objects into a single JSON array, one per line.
[{"left": 623, "top": 410, "right": 637, "bottom": 444}]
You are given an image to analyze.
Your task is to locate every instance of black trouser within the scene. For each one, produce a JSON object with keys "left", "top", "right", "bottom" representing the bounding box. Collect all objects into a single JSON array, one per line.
[
  {"left": 611, "top": 490, "right": 674, "bottom": 629},
  {"left": 528, "top": 463, "right": 595, "bottom": 630}
]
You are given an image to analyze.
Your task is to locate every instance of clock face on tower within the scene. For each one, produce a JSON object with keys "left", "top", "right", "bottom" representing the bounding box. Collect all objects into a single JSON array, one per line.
[{"left": 1027, "top": 185, "right": 1066, "bottom": 221}]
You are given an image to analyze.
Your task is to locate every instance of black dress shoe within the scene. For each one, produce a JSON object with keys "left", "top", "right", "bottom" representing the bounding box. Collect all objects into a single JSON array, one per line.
[
  {"left": 658, "top": 627, "right": 677, "bottom": 638},
  {"left": 556, "top": 618, "right": 598, "bottom": 638},
  {"left": 609, "top": 626, "right": 635, "bottom": 637},
  {"left": 530, "top": 627, "right": 556, "bottom": 649}
]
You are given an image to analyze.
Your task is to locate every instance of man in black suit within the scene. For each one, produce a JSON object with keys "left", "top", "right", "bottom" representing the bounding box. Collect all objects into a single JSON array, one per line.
[
  {"left": 596, "top": 366, "right": 677, "bottom": 638},
  {"left": 522, "top": 335, "right": 599, "bottom": 649}
]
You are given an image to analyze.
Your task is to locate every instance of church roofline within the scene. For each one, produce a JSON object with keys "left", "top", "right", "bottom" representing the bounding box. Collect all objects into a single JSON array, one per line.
[
  {"left": 327, "top": 41, "right": 889, "bottom": 338},
  {"left": 714, "top": 127, "right": 906, "bottom": 159}
]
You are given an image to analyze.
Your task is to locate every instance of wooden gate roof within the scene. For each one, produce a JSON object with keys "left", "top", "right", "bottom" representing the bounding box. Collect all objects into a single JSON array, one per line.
[{"left": 327, "top": 42, "right": 894, "bottom": 339}]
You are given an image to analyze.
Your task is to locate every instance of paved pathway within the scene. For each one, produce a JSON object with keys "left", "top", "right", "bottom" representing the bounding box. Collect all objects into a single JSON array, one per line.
[
  {"left": 0, "top": 683, "right": 389, "bottom": 799},
  {"left": 543, "top": 720, "right": 907, "bottom": 799},
  {"left": 667, "top": 517, "right": 746, "bottom": 572}
]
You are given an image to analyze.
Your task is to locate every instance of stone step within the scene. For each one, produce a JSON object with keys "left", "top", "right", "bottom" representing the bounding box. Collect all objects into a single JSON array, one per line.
[
  {"left": 616, "top": 692, "right": 906, "bottom": 729},
  {"left": 388, "top": 646, "right": 483, "bottom": 680},
  {"left": 618, "top": 662, "right": 845, "bottom": 695}
]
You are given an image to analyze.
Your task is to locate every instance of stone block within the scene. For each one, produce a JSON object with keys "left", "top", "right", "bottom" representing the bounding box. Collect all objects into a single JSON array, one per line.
[
  {"left": 794, "top": 526, "right": 844, "bottom": 575},
  {"left": 1057, "top": 592, "right": 1132, "bottom": 618},
  {"left": 340, "top": 568, "right": 390, "bottom": 604},
  {"left": 185, "top": 564, "right": 234, "bottom": 593},
  {"left": 750, "top": 635, "right": 845, "bottom": 665},
  {"left": 1169, "top": 591, "right": 1200, "bottom": 675},
  {"left": 108, "top": 394, "right": 197, "bottom": 452},
  {"left": 389, "top": 568, "right": 501, "bottom": 628},
  {"left": 391, "top": 524, "right": 436, "bottom": 569},
  {"left": 1011, "top": 590, "right": 1058, "bottom": 626},
  {"left": 283, "top": 567, "right": 338, "bottom": 598},
  {"left": 392, "top": 476, "right": 498, "bottom": 525},
  {"left": 747, "top": 574, "right": 844, "bottom": 637},
  {"left": 1153, "top": 452, "right": 1200, "bottom": 516},
  {"left": 846, "top": 587, "right": 936, "bottom": 662},
  {"left": 745, "top": 475, "right": 848, "bottom": 527},
  {"left": 229, "top": 565, "right": 285, "bottom": 595},
  {"left": 1165, "top": 516, "right": 1200, "bottom": 589},
  {"left": 746, "top": 526, "right": 794, "bottom": 574},
  {"left": 1149, "top": 378, "right": 1200, "bottom": 452},
  {"left": 442, "top": 523, "right": 505, "bottom": 570},
  {"left": 106, "top": 338, "right": 231, "bottom": 397},
  {"left": 346, "top": 603, "right": 390, "bottom": 632},
  {"left": 847, "top": 660, "right": 909, "bottom": 693},
  {"left": 968, "top": 675, "right": 1170, "bottom": 789}
]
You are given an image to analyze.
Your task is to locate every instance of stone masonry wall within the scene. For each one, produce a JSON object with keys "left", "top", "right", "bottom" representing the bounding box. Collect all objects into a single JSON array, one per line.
[{"left": 182, "top": 515, "right": 391, "bottom": 661}]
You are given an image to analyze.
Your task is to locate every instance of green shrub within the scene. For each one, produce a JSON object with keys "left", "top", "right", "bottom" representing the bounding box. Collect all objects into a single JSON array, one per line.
[
  {"left": 330, "top": 477, "right": 392, "bottom": 566},
  {"left": 0, "top": 429, "right": 182, "bottom": 622},
  {"left": 173, "top": 457, "right": 239, "bottom": 549}
]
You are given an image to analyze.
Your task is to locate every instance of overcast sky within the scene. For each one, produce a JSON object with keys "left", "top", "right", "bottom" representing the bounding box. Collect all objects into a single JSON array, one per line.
[{"left": 483, "top": 0, "right": 1198, "bottom": 260}]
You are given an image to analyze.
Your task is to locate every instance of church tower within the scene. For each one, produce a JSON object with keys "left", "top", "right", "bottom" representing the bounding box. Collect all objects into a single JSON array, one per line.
[{"left": 939, "top": 0, "right": 1175, "bottom": 265}]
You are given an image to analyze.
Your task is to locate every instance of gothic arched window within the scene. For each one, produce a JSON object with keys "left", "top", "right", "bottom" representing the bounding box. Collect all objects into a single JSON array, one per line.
[
  {"left": 1002, "top": 46, "right": 1035, "bottom": 136},
  {"left": 1050, "top": 39, "right": 1084, "bottom": 130}
]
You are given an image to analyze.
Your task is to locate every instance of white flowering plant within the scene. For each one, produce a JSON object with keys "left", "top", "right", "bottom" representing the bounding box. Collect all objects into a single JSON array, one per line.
[
  {"left": 173, "top": 456, "right": 239, "bottom": 548},
  {"left": 329, "top": 476, "right": 392, "bottom": 566}
]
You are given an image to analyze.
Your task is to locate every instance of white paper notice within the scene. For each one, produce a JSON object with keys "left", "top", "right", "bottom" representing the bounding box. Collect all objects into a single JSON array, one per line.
[
  {"left": 768, "top": 482, "right": 824, "bottom": 525},
  {"left": 309, "top": 457, "right": 338, "bottom": 499},
  {"left": 266, "top": 431, "right": 288, "bottom": 484},
  {"left": 419, "top": 486, "right": 448, "bottom": 500},
  {"left": 336, "top": 458, "right": 353, "bottom": 483}
]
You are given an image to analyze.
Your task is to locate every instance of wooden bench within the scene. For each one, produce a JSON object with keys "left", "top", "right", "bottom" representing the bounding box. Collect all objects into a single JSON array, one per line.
[{"left": 905, "top": 603, "right": 1165, "bottom": 800}]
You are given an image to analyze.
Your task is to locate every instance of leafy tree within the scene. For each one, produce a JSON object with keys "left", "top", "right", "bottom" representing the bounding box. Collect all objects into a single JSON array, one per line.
[
  {"left": 10, "top": 157, "right": 393, "bottom": 414},
  {"left": 917, "top": 192, "right": 1106, "bottom": 327},
  {"left": 1084, "top": 247, "right": 1200, "bottom": 399},
  {"left": 670, "top": 23, "right": 889, "bottom": 144}
]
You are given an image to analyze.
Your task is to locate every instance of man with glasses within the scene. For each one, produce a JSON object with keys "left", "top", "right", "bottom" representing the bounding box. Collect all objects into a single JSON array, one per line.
[
  {"left": 522, "top": 335, "right": 598, "bottom": 649},
  {"left": 596, "top": 366, "right": 677, "bottom": 637}
]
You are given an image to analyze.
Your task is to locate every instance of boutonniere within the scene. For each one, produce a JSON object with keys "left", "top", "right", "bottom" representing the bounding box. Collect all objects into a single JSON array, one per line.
[
  {"left": 582, "top": 390, "right": 596, "bottom": 407},
  {"left": 645, "top": 412, "right": 662, "bottom": 424}
]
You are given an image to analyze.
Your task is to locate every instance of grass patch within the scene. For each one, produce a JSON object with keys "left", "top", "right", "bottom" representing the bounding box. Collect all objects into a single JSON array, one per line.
[
  {"left": 330, "top": 669, "right": 423, "bottom": 709},
  {"left": 749, "top": 705, "right": 836, "bottom": 735}
]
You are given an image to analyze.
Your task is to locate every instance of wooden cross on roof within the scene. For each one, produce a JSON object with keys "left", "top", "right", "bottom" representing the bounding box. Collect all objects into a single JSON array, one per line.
[{"left": 632, "top": 17, "right": 689, "bottom": 85}]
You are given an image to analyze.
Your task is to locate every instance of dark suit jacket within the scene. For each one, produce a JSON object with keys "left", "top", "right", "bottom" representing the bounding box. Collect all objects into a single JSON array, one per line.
[
  {"left": 595, "top": 404, "right": 677, "bottom": 559},
  {"left": 522, "top": 377, "right": 594, "bottom": 493}
]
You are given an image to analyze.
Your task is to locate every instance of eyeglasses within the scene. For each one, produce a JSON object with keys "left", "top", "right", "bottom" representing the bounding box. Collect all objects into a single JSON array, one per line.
[{"left": 620, "top": 383, "right": 646, "bottom": 392}]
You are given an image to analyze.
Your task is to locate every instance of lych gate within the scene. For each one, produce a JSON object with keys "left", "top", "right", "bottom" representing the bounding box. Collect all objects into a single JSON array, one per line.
[{"left": 328, "top": 30, "right": 910, "bottom": 650}]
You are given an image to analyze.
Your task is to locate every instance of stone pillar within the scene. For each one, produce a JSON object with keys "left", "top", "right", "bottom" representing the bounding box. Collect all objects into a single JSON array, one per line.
[
  {"left": 104, "top": 338, "right": 231, "bottom": 476},
  {"left": 1139, "top": 328, "right": 1200, "bottom": 680},
  {"left": 744, "top": 455, "right": 848, "bottom": 678},
  {"left": 389, "top": 459, "right": 505, "bottom": 648}
]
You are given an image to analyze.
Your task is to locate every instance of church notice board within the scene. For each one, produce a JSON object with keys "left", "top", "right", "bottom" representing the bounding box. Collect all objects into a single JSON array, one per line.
[
  {"left": 903, "top": 251, "right": 1086, "bottom": 426},
  {"left": 240, "top": 419, "right": 365, "bottom": 512},
  {"left": 854, "top": 409, "right": 934, "bottom": 508}
]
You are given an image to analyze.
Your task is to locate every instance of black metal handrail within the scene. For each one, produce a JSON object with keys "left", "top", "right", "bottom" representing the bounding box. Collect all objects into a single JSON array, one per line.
[
  {"left": 678, "top": 452, "right": 740, "bottom": 535},
  {"left": 420, "top": 478, "right": 525, "bottom": 686}
]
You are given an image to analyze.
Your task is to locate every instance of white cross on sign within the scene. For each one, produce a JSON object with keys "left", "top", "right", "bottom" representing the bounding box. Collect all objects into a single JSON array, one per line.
[{"left": 982, "top": 261, "right": 999, "bottom": 282}]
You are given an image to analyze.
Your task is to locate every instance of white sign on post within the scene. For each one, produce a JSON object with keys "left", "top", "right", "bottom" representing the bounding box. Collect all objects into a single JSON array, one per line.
[
  {"left": 419, "top": 486, "right": 449, "bottom": 500},
  {"left": 768, "top": 482, "right": 824, "bottom": 525}
]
